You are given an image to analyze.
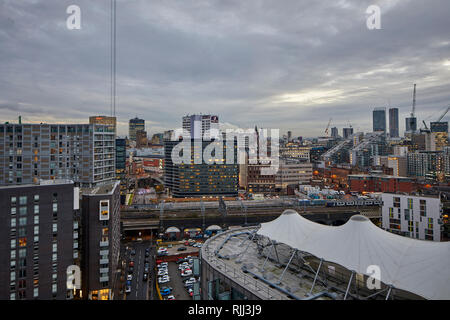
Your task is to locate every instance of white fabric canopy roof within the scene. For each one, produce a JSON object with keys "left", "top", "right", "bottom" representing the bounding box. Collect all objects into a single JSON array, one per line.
[
  {"left": 257, "top": 209, "right": 450, "bottom": 300},
  {"left": 165, "top": 226, "right": 181, "bottom": 233}
]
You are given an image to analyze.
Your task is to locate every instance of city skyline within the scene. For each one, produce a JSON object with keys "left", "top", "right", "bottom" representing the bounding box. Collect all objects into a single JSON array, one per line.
[{"left": 0, "top": 1, "right": 450, "bottom": 137}]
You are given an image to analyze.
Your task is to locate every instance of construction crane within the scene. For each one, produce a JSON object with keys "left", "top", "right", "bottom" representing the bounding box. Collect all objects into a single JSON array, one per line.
[
  {"left": 436, "top": 106, "right": 450, "bottom": 122},
  {"left": 325, "top": 118, "right": 332, "bottom": 136}
]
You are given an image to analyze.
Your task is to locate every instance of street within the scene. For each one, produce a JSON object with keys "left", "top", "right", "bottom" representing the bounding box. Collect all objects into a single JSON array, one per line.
[{"left": 124, "top": 241, "right": 156, "bottom": 300}]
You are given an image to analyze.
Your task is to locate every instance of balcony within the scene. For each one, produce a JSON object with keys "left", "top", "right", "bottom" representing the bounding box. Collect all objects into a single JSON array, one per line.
[
  {"left": 100, "top": 267, "right": 109, "bottom": 274},
  {"left": 100, "top": 249, "right": 109, "bottom": 256},
  {"left": 99, "top": 275, "right": 109, "bottom": 282},
  {"left": 100, "top": 258, "right": 109, "bottom": 264},
  {"left": 99, "top": 240, "right": 109, "bottom": 247}
]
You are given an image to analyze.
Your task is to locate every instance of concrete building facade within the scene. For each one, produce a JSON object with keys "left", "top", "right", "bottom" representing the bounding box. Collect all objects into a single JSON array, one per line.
[{"left": 0, "top": 123, "right": 115, "bottom": 187}]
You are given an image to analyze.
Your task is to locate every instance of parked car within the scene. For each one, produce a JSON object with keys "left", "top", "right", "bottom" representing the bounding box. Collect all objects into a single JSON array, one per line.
[
  {"left": 158, "top": 270, "right": 168, "bottom": 276},
  {"left": 158, "top": 276, "right": 170, "bottom": 284},
  {"left": 184, "top": 280, "right": 196, "bottom": 287},
  {"left": 125, "top": 286, "right": 131, "bottom": 294},
  {"left": 160, "top": 287, "right": 172, "bottom": 296},
  {"left": 128, "top": 266, "right": 134, "bottom": 274},
  {"left": 184, "top": 277, "right": 196, "bottom": 283},
  {"left": 168, "top": 244, "right": 173, "bottom": 248},
  {"left": 176, "top": 258, "right": 188, "bottom": 264},
  {"left": 177, "top": 247, "right": 187, "bottom": 251},
  {"left": 130, "top": 250, "right": 136, "bottom": 256},
  {"left": 181, "top": 269, "right": 193, "bottom": 277},
  {"left": 143, "top": 273, "right": 148, "bottom": 281},
  {"left": 167, "top": 295, "right": 176, "bottom": 300},
  {"left": 127, "top": 274, "right": 132, "bottom": 281}
]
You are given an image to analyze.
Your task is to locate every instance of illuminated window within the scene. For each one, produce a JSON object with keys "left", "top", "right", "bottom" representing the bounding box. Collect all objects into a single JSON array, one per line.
[{"left": 19, "top": 238, "right": 27, "bottom": 247}]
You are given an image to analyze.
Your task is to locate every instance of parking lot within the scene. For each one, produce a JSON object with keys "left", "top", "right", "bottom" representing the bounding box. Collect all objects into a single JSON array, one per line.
[{"left": 157, "top": 256, "right": 199, "bottom": 300}]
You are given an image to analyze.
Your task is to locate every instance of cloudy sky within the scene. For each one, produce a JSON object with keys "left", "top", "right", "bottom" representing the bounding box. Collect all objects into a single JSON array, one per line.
[{"left": 1, "top": 0, "right": 450, "bottom": 137}]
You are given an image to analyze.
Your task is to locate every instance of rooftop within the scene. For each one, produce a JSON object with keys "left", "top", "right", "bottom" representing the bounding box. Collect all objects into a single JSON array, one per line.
[{"left": 81, "top": 180, "right": 120, "bottom": 196}]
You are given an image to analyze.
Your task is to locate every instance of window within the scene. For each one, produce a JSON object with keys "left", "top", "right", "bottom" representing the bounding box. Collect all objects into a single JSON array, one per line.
[
  {"left": 11, "top": 207, "right": 16, "bottom": 215},
  {"left": 393, "top": 197, "right": 400, "bottom": 208},
  {"left": 52, "top": 284, "right": 57, "bottom": 293},
  {"left": 34, "top": 195, "right": 39, "bottom": 202},
  {"left": 420, "top": 199, "right": 426, "bottom": 217},
  {"left": 33, "top": 288, "right": 38, "bottom": 298},
  {"left": 407, "top": 198, "right": 413, "bottom": 210},
  {"left": 19, "top": 207, "right": 27, "bottom": 216},
  {"left": 52, "top": 243, "right": 57, "bottom": 253},
  {"left": 52, "top": 253, "right": 57, "bottom": 262},
  {"left": 19, "top": 196, "right": 27, "bottom": 205},
  {"left": 52, "top": 223, "right": 57, "bottom": 232},
  {"left": 34, "top": 226, "right": 39, "bottom": 235},
  {"left": 52, "top": 203, "right": 58, "bottom": 213},
  {"left": 11, "top": 197, "right": 17, "bottom": 205},
  {"left": 34, "top": 216, "right": 39, "bottom": 224},
  {"left": 19, "top": 217, "right": 27, "bottom": 226},
  {"left": 11, "top": 239, "right": 16, "bottom": 249},
  {"left": 11, "top": 218, "right": 16, "bottom": 228},
  {"left": 19, "top": 248, "right": 26, "bottom": 258},
  {"left": 19, "top": 238, "right": 27, "bottom": 247},
  {"left": 34, "top": 205, "right": 39, "bottom": 214}
]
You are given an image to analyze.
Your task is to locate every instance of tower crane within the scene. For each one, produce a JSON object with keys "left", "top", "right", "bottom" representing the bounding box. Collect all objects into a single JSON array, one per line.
[{"left": 436, "top": 106, "right": 450, "bottom": 122}]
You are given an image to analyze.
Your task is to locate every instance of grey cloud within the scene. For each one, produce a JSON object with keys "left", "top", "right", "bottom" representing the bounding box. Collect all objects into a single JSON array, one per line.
[{"left": 0, "top": 0, "right": 449, "bottom": 137}]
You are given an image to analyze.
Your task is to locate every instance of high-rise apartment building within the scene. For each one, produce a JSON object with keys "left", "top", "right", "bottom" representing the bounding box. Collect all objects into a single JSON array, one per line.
[
  {"left": 182, "top": 114, "right": 219, "bottom": 140},
  {"left": 80, "top": 181, "right": 121, "bottom": 300},
  {"left": 342, "top": 127, "right": 354, "bottom": 139},
  {"left": 373, "top": 107, "right": 386, "bottom": 133},
  {"left": 129, "top": 118, "right": 145, "bottom": 142},
  {"left": 0, "top": 180, "right": 80, "bottom": 300},
  {"left": 164, "top": 139, "right": 238, "bottom": 198},
  {"left": 389, "top": 108, "right": 399, "bottom": 138},
  {"left": 381, "top": 193, "right": 443, "bottom": 241},
  {"left": 115, "top": 138, "right": 126, "bottom": 179},
  {"left": 331, "top": 127, "right": 338, "bottom": 138},
  {"left": 0, "top": 123, "right": 116, "bottom": 187},
  {"left": 89, "top": 116, "right": 116, "bottom": 134}
]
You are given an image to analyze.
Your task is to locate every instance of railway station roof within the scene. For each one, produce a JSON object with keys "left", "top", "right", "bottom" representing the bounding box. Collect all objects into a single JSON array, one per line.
[{"left": 257, "top": 209, "right": 450, "bottom": 300}]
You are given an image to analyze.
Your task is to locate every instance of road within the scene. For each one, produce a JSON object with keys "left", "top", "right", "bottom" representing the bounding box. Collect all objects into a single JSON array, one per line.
[{"left": 124, "top": 241, "right": 156, "bottom": 300}]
